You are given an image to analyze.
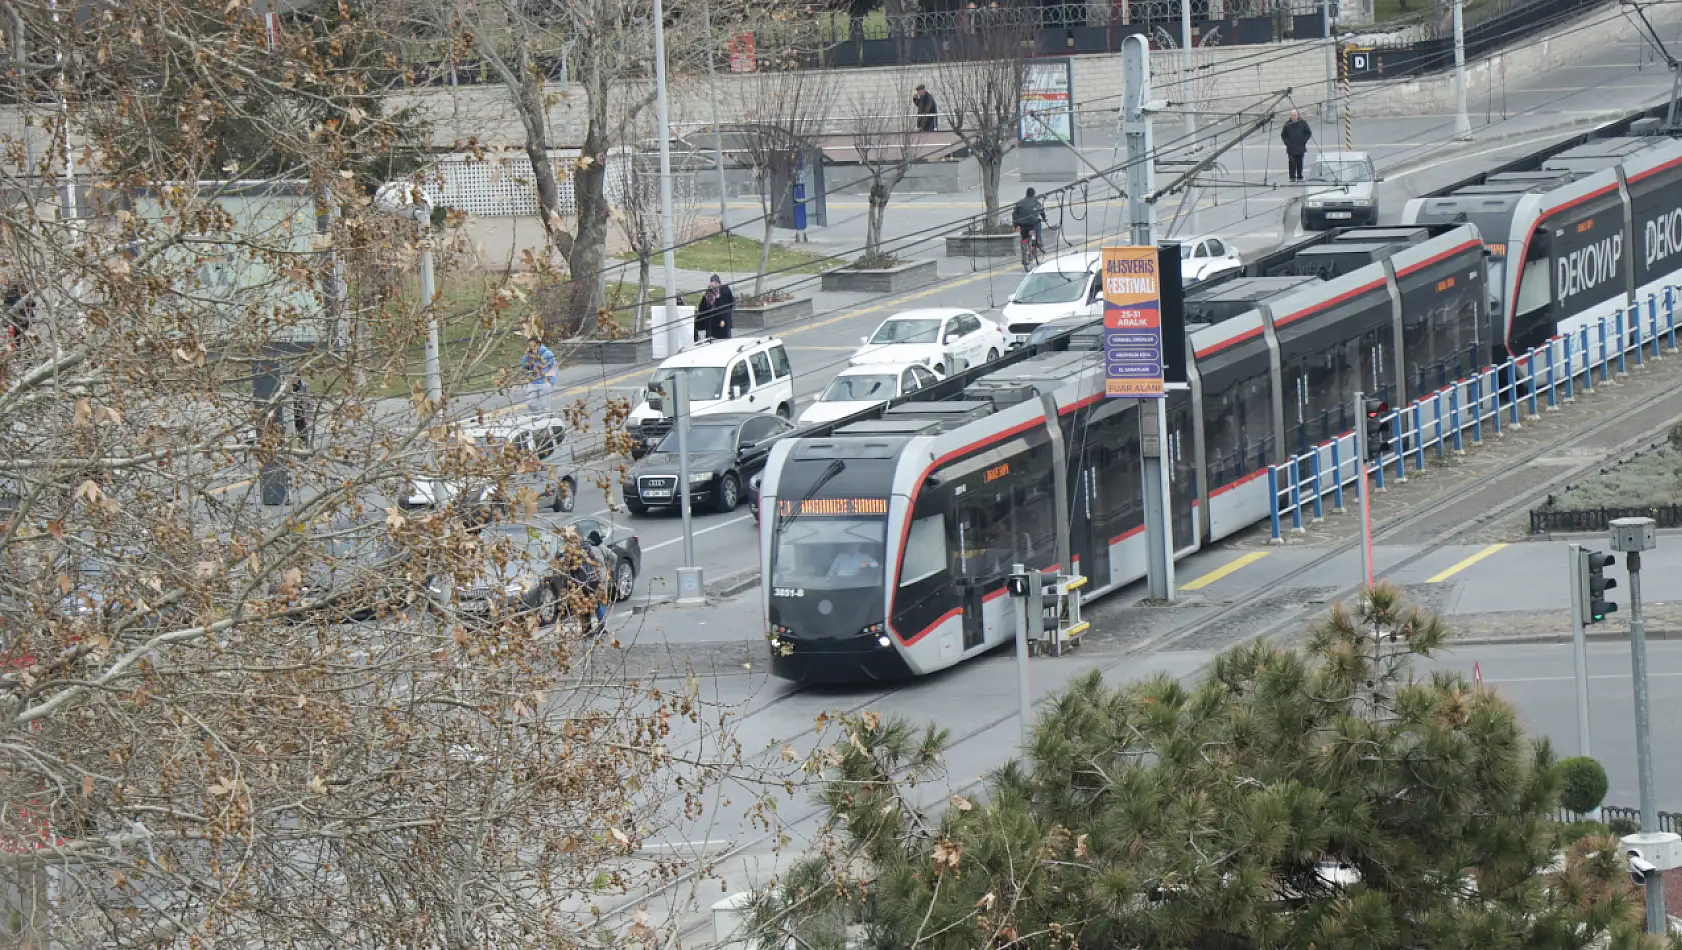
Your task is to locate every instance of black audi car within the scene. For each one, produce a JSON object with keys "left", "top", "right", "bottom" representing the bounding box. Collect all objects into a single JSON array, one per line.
[{"left": 623, "top": 413, "right": 793, "bottom": 516}]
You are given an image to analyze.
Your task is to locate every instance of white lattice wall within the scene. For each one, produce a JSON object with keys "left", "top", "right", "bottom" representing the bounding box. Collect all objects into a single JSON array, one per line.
[{"left": 420, "top": 150, "right": 581, "bottom": 217}]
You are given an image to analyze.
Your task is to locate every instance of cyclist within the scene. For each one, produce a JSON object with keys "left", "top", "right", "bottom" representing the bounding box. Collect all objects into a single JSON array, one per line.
[{"left": 1012, "top": 188, "right": 1046, "bottom": 255}]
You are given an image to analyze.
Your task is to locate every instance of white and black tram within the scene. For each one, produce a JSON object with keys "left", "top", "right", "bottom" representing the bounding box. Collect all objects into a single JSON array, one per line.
[{"left": 764, "top": 105, "right": 1682, "bottom": 684}]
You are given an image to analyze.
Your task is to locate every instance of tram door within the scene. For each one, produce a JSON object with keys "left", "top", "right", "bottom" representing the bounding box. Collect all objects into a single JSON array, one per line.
[
  {"left": 1168, "top": 393, "right": 1197, "bottom": 551},
  {"left": 1071, "top": 463, "right": 1109, "bottom": 587},
  {"left": 951, "top": 492, "right": 991, "bottom": 649}
]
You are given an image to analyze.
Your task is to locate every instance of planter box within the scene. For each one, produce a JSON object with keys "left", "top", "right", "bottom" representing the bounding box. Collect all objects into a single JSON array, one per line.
[
  {"left": 821, "top": 259, "right": 940, "bottom": 294},
  {"left": 946, "top": 226, "right": 1062, "bottom": 259},
  {"left": 573, "top": 334, "right": 656, "bottom": 365},
  {"left": 734, "top": 295, "right": 814, "bottom": 330}
]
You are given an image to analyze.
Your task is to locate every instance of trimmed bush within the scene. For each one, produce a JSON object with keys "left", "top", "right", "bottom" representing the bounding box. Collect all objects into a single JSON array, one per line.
[
  {"left": 1557, "top": 756, "right": 1609, "bottom": 814},
  {"left": 1560, "top": 819, "right": 1611, "bottom": 846}
]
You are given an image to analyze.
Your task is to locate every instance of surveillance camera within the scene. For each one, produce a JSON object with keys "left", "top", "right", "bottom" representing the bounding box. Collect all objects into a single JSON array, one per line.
[{"left": 1627, "top": 850, "right": 1658, "bottom": 885}]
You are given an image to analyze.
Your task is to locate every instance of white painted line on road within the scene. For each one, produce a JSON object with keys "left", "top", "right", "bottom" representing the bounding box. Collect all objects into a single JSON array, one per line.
[
  {"left": 642, "top": 514, "right": 753, "bottom": 552},
  {"left": 1484, "top": 673, "right": 1682, "bottom": 684}
]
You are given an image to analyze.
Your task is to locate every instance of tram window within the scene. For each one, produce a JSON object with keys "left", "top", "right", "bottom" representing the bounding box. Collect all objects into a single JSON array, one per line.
[{"left": 900, "top": 514, "right": 946, "bottom": 586}]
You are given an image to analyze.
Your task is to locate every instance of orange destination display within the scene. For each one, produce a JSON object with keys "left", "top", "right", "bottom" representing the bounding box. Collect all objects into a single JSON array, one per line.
[{"left": 1102, "top": 246, "right": 1165, "bottom": 398}]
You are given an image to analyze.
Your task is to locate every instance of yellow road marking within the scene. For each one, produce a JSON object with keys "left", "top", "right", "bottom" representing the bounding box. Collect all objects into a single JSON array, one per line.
[
  {"left": 1180, "top": 551, "right": 1269, "bottom": 591},
  {"left": 1427, "top": 543, "right": 1509, "bottom": 583},
  {"left": 208, "top": 479, "right": 253, "bottom": 496}
]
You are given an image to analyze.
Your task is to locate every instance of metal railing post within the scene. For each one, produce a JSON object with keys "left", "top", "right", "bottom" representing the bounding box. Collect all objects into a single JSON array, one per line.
[
  {"left": 1289, "top": 456, "right": 1303, "bottom": 532},
  {"left": 1451, "top": 386, "right": 1464, "bottom": 453},
  {"left": 1599, "top": 317, "right": 1610, "bottom": 384},
  {"left": 1471, "top": 376, "right": 1483, "bottom": 444},
  {"left": 1413, "top": 403, "right": 1426, "bottom": 469},
  {"left": 1668, "top": 286, "right": 1677, "bottom": 352},
  {"left": 1393, "top": 407, "right": 1406, "bottom": 482},
  {"left": 1268, "top": 466, "right": 1282, "bottom": 542},
  {"left": 1331, "top": 438, "right": 1345, "bottom": 513},
  {"left": 1650, "top": 294, "right": 1661, "bottom": 359},
  {"left": 1546, "top": 340, "right": 1558, "bottom": 409},
  {"left": 1489, "top": 367, "right": 1502, "bottom": 437},
  {"left": 1582, "top": 326, "right": 1594, "bottom": 393},
  {"left": 1310, "top": 449, "right": 1324, "bottom": 521},
  {"left": 1563, "top": 334, "right": 1574, "bottom": 401},
  {"left": 1616, "top": 309, "right": 1628, "bottom": 376},
  {"left": 1526, "top": 352, "right": 1539, "bottom": 417},
  {"left": 1436, "top": 390, "right": 1446, "bottom": 459}
]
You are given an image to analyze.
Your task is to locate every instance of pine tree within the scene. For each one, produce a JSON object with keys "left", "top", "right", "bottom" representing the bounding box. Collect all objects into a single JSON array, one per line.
[{"left": 756, "top": 585, "right": 1681, "bottom": 950}]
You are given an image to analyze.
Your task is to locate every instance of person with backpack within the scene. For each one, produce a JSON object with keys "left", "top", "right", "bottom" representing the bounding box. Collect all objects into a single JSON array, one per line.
[{"left": 1012, "top": 188, "right": 1046, "bottom": 251}]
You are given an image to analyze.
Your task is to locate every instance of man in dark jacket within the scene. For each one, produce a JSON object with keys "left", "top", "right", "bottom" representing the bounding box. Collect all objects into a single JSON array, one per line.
[
  {"left": 698, "top": 274, "right": 736, "bottom": 341},
  {"left": 912, "top": 85, "right": 938, "bottom": 133},
  {"left": 1281, "top": 110, "right": 1312, "bottom": 183}
]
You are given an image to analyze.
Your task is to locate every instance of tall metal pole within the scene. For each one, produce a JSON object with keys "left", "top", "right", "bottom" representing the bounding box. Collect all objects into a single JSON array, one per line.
[
  {"left": 653, "top": 0, "right": 680, "bottom": 327},
  {"left": 1354, "top": 391, "right": 1372, "bottom": 586},
  {"left": 1179, "top": 0, "right": 1198, "bottom": 234},
  {"left": 1012, "top": 563, "right": 1032, "bottom": 749},
  {"left": 675, "top": 373, "right": 704, "bottom": 604},
  {"left": 1452, "top": 0, "right": 1471, "bottom": 138},
  {"left": 1624, "top": 541, "right": 1664, "bottom": 934},
  {"left": 418, "top": 229, "right": 442, "bottom": 406},
  {"left": 1567, "top": 544, "right": 1594, "bottom": 764},
  {"left": 704, "top": 2, "right": 731, "bottom": 232},
  {"left": 1124, "top": 35, "right": 1175, "bottom": 603},
  {"left": 1320, "top": 0, "right": 1337, "bottom": 129}
]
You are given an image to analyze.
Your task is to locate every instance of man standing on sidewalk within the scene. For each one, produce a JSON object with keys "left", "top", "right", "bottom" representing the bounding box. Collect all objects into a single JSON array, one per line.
[
  {"left": 912, "top": 85, "right": 938, "bottom": 133},
  {"left": 1282, "top": 110, "right": 1312, "bottom": 183},
  {"left": 699, "top": 275, "right": 736, "bottom": 341}
]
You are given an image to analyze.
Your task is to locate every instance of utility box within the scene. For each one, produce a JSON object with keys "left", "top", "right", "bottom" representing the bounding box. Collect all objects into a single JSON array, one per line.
[{"left": 1610, "top": 517, "right": 1657, "bottom": 553}]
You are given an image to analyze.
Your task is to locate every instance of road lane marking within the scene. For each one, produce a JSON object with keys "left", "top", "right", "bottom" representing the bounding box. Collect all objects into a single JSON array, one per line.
[
  {"left": 1483, "top": 672, "right": 1682, "bottom": 684},
  {"left": 209, "top": 479, "right": 253, "bottom": 496},
  {"left": 1426, "top": 543, "right": 1509, "bottom": 583},
  {"left": 1180, "top": 551, "right": 1269, "bottom": 591},
  {"left": 642, "top": 513, "right": 753, "bottom": 552}
]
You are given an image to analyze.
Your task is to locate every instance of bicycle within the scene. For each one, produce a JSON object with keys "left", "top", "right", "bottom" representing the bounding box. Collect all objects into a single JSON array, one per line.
[{"left": 1018, "top": 225, "right": 1043, "bottom": 271}]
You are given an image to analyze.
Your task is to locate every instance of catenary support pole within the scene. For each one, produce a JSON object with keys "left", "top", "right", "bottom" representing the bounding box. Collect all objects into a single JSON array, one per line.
[
  {"left": 1453, "top": 0, "right": 1471, "bottom": 138},
  {"left": 1180, "top": 0, "right": 1198, "bottom": 234},
  {"left": 1355, "top": 391, "right": 1372, "bottom": 587},
  {"left": 1124, "top": 35, "right": 1175, "bottom": 603},
  {"left": 1622, "top": 532, "right": 1664, "bottom": 934},
  {"left": 419, "top": 230, "right": 442, "bottom": 406},
  {"left": 655, "top": 0, "right": 697, "bottom": 582},
  {"left": 1322, "top": 0, "right": 1338, "bottom": 128},
  {"left": 704, "top": 1, "right": 731, "bottom": 231},
  {"left": 675, "top": 373, "right": 704, "bottom": 603}
]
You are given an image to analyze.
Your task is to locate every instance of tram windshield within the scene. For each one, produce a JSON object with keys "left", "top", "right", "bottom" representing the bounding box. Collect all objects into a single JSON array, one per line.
[{"left": 770, "top": 517, "right": 888, "bottom": 590}]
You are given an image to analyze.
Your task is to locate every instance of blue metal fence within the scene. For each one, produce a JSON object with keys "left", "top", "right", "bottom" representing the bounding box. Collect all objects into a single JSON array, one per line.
[{"left": 1268, "top": 287, "right": 1682, "bottom": 541}]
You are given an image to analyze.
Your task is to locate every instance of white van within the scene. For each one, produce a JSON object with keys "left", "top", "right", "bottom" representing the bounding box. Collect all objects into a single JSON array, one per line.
[
  {"left": 626, "top": 337, "right": 795, "bottom": 458},
  {"left": 1000, "top": 252, "right": 1102, "bottom": 345}
]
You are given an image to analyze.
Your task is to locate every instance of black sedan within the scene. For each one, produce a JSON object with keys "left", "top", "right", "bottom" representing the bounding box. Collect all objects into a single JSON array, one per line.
[{"left": 623, "top": 413, "right": 793, "bottom": 516}]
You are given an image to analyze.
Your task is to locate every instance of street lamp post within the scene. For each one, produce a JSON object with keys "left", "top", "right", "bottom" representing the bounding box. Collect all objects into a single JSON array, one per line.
[{"left": 375, "top": 183, "right": 442, "bottom": 411}]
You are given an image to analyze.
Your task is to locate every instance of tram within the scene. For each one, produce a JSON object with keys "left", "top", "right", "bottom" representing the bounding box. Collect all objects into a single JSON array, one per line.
[{"left": 764, "top": 105, "right": 1682, "bottom": 684}]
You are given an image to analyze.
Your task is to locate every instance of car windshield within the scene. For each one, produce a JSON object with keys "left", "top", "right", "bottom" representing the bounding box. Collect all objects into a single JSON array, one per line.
[
  {"left": 769, "top": 517, "right": 888, "bottom": 590},
  {"left": 1180, "top": 244, "right": 1195, "bottom": 259},
  {"left": 870, "top": 318, "right": 942, "bottom": 345},
  {"left": 647, "top": 366, "right": 726, "bottom": 402},
  {"left": 1012, "top": 269, "right": 1088, "bottom": 304},
  {"left": 1313, "top": 160, "right": 1373, "bottom": 184},
  {"left": 654, "top": 424, "right": 737, "bottom": 454},
  {"left": 822, "top": 374, "right": 897, "bottom": 402}
]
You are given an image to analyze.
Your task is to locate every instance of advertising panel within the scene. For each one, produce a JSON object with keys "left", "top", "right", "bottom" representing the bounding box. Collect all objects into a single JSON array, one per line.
[
  {"left": 1020, "top": 59, "right": 1073, "bottom": 145},
  {"left": 1102, "top": 245, "right": 1164, "bottom": 398}
]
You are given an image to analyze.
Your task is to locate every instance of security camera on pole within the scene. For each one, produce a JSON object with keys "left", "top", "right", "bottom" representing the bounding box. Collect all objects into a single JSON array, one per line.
[
  {"left": 1607, "top": 516, "right": 1678, "bottom": 935},
  {"left": 374, "top": 182, "right": 442, "bottom": 411}
]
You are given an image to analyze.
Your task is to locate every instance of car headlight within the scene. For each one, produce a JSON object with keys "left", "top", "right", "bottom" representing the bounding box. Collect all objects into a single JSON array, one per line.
[
  {"left": 1352, "top": 196, "right": 1374, "bottom": 206},
  {"left": 1306, "top": 198, "right": 1325, "bottom": 209},
  {"left": 689, "top": 471, "right": 715, "bottom": 484}
]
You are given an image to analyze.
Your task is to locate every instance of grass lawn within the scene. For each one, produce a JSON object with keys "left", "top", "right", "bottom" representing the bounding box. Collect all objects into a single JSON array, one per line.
[
  {"left": 1540, "top": 440, "right": 1682, "bottom": 510},
  {"left": 620, "top": 233, "right": 836, "bottom": 277}
]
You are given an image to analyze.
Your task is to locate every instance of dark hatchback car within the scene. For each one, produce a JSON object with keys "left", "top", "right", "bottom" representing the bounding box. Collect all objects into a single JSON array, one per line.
[{"left": 623, "top": 413, "right": 794, "bottom": 516}]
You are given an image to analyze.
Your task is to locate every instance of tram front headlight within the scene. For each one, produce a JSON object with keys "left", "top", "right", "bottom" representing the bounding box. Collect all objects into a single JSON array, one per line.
[{"left": 861, "top": 621, "right": 889, "bottom": 647}]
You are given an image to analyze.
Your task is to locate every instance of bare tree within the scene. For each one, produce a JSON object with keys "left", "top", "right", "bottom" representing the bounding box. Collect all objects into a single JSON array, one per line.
[
  {"left": 849, "top": 98, "right": 920, "bottom": 266},
  {"left": 938, "top": 25, "right": 1031, "bottom": 229},
  {"left": 0, "top": 2, "right": 783, "bottom": 946},
  {"left": 738, "top": 67, "right": 833, "bottom": 298},
  {"left": 606, "top": 120, "right": 705, "bottom": 333}
]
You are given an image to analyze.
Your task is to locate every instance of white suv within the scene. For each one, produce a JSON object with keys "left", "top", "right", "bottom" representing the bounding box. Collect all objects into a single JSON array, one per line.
[
  {"left": 1001, "top": 253, "right": 1102, "bottom": 345},
  {"left": 626, "top": 337, "right": 795, "bottom": 458}
]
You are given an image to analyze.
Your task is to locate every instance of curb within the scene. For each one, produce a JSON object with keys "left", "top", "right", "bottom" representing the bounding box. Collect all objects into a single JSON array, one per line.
[
  {"left": 629, "top": 566, "right": 759, "bottom": 613},
  {"left": 1453, "top": 627, "right": 1682, "bottom": 647}
]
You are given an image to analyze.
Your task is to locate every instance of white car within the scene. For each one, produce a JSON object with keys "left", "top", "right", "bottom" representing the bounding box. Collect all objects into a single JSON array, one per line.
[
  {"left": 850, "top": 308, "right": 1010, "bottom": 376},
  {"left": 400, "top": 413, "right": 580, "bottom": 515},
  {"left": 1302, "top": 151, "right": 1381, "bottom": 229},
  {"left": 1001, "top": 252, "right": 1102, "bottom": 346},
  {"left": 796, "top": 362, "right": 943, "bottom": 425},
  {"left": 625, "top": 336, "right": 795, "bottom": 458},
  {"left": 1179, "top": 235, "right": 1244, "bottom": 283}
]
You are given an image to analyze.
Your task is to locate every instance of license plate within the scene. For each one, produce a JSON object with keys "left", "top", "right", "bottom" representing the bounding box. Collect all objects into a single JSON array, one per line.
[
  {"left": 643, "top": 488, "right": 672, "bottom": 499},
  {"left": 1326, "top": 211, "right": 1353, "bottom": 220}
]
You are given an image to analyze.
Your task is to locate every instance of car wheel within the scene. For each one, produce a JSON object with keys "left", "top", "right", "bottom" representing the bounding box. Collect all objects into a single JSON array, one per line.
[
  {"left": 625, "top": 497, "right": 648, "bottom": 517},
  {"left": 776, "top": 402, "right": 791, "bottom": 420},
  {"left": 986, "top": 348, "right": 999, "bottom": 362},
  {"left": 715, "top": 473, "right": 740, "bottom": 513},
  {"left": 552, "top": 477, "right": 576, "bottom": 513},
  {"left": 613, "top": 559, "right": 636, "bottom": 602}
]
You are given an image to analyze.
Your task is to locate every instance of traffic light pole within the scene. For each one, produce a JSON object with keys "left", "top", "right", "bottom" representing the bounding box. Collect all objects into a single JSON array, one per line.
[
  {"left": 1354, "top": 391, "right": 1372, "bottom": 586},
  {"left": 1011, "top": 563, "right": 1033, "bottom": 749},
  {"left": 1609, "top": 517, "right": 1663, "bottom": 934},
  {"left": 1567, "top": 543, "right": 1594, "bottom": 767}
]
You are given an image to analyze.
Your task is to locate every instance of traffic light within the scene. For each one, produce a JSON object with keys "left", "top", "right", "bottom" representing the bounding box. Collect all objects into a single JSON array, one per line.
[
  {"left": 1576, "top": 549, "right": 1618, "bottom": 625},
  {"left": 1364, "top": 398, "right": 1392, "bottom": 460}
]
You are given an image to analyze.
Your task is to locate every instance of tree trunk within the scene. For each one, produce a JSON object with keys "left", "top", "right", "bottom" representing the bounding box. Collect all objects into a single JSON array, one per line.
[
  {"left": 756, "top": 210, "right": 774, "bottom": 299},
  {"left": 568, "top": 69, "right": 612, "bottom": 337},
  {"left": 866, "top": 182, "right": 888, "bottom": 262},
  {"left": 509, "top": 50, "right": 567, "bottom": 250},
  {"left": 635, "top": 253, "right": 652, "bottom": 334},
  {"left": 979, "top": 147, "right": 1003, "bottom": 228}
]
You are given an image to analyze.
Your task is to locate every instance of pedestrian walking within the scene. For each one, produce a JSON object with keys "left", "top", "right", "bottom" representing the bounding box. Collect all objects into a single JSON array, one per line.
[
  {"left": 698, "top": 274, "right": 736, "bottom": 341},
  {"left": 1281, "top": 109, "right": 1312, "bottom": 183},
  {"left": 290, "top": 376, "right": 310, "bottom": 446},
  {"left": 521, "top": 337, "right": 558, "bottom": 412},
  {"left": 912, "top": 84, "right": 938, "bottom": 133}
]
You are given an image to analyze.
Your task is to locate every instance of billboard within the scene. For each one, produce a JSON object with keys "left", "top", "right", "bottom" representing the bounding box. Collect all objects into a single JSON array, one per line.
[
  {"left": 1102, "top": 245, "right": 1164, "bottom": 398},
  {"left": 1020, "top": 59, "right": 1073, "bottom": 145}
]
